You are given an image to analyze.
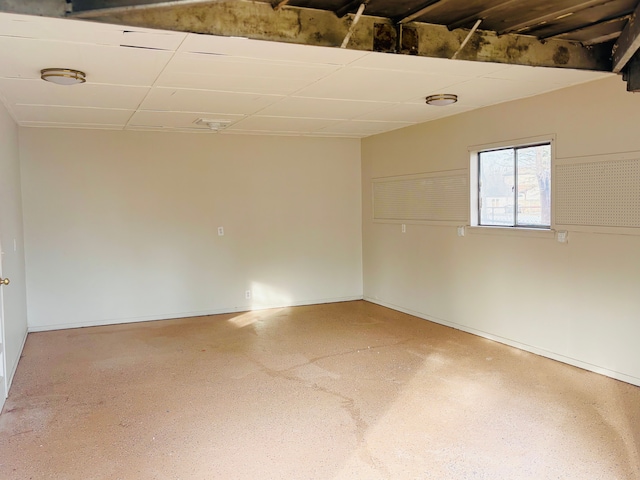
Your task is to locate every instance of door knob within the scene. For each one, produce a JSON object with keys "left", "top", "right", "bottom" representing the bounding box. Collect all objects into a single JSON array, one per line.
[{"left": 0, "top": 278, "right": 9, "bottom": 285}]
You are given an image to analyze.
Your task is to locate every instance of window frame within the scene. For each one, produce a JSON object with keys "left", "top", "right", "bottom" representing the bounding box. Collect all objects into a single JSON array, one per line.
[{"left": 469, "top": 135, "right": 555, "bottom": 232}]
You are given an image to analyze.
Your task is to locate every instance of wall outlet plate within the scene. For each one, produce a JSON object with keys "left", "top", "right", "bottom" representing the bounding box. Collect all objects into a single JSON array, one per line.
[{"left": 217, "top": 226, "right": 224, "bottom": 236}]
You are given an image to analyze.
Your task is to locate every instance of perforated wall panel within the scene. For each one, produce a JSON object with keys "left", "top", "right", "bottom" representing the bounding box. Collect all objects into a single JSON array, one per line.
[
  {"left": 373, "top": 172, "right": 468, "bottom": 223},
  {"left": 555, "top": 158, "right": 640, "bottom": 228}
]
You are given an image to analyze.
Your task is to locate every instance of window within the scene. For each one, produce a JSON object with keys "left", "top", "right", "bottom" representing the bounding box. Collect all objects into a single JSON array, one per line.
[{"left": 477, "top": 143, "right": 551, "bottom": 228}]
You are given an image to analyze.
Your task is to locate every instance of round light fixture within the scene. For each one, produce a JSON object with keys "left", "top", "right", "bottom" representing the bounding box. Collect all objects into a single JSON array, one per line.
[
  {"left": 40, "top": 68, "right": 86, "bottom": 85},
  {"left": 425, "top": 94, "right": 458, "bottom": 106}
]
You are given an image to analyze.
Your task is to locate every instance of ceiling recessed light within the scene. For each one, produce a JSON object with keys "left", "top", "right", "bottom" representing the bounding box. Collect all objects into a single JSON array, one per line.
[
  {"left": 425, "top": 94, "right": 458, "bottom": 106},
  {"left": 40, "top": 68, "right": 86, "bottom": 85}
]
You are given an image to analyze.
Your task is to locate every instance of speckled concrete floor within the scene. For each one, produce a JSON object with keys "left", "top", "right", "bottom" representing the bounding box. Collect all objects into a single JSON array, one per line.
[{"left": 1, "top": 301, "right": 639, "bottom": 479}]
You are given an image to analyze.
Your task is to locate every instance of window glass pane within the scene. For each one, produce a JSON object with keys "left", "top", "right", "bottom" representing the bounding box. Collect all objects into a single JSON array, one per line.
[
  {"left": 516, "top": 144, "right": 551, "bottom": 227},
  {"left": 479, "top": 148, "right": 515, "bottom": 226}
]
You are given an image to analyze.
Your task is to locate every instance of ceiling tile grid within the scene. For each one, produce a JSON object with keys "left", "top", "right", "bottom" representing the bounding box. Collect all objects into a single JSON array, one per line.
[{"left": 0, "top": 12, "right": 614, "bottom": 138}]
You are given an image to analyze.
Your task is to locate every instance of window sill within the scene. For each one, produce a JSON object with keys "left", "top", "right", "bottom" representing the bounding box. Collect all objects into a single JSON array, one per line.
[{"left": 467, "top": 226, "right": 556, "bottom": 239}]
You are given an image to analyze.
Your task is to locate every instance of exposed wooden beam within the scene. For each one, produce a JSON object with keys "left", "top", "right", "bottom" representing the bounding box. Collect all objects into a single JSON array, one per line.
[
  {"left": 613, "top": 2, "right": 640, "bottom": 72},
  {"left": 397, "top": 0, "right": 450, "bottom": 25},
  {"left": 540, "top": 14, "right": 630, "bottom": 41},
  {"left": 497, "top": 0, "right": 614, "bottom": 35},
  {"left": 583, "top": 31, "right": 622, "bottom": 45},
  {"left": 71, "top": 0, "right": 612, "bottom": 71},
  {"left": 447, "top": 0, "right": 520, "bottom": 31},
  {"left": 622, "top": 49, "right": 640, "bottom": 90}
]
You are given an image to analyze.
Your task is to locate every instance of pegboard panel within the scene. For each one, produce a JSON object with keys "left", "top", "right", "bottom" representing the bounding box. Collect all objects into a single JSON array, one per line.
[
  {"left": 373, "top": 171, "right": 468, "bottom": 223},
  {"left": 555, "top": 157, "right": 640, "bottom": 228}
]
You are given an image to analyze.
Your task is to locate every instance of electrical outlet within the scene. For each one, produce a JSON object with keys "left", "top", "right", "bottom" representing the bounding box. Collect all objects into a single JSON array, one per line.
[
  {"left": 457, "top": 226, "right": 465, "bottom": 237},
  {"left": 245, "top": 290, "right": 251, "bottom": 299},
  {"left": 217, "top": 226, "right": 224, "bottom": 236},
  {"left": 557, "top": 230, "right": 568, "bottom": 243}
]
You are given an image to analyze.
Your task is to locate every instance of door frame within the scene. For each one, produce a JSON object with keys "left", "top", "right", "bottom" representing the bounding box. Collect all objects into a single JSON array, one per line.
[{"left": 0, "top": 238, "right": 7, "bottom": 410}]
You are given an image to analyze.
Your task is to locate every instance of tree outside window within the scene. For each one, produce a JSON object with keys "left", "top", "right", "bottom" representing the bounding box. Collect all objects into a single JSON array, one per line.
[{"left": 479, "top": 143, "right": 551, "bottom": 228}]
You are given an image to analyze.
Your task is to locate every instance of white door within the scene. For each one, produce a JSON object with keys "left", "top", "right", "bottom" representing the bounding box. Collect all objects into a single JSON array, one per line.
[{"left": 0, "top": 240, "right": 7, "bottom": 409}]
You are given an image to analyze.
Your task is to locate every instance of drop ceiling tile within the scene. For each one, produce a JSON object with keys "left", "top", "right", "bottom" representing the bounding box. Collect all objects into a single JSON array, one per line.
[
  {"left": 21, "top": 122, "right": 124, "bottom": 130},
  {"left": 0, "top": 13, "right": 120, "bottom": 44},
  {"left": 229, "top": 116, "right": 335, "bottom": 133},
  {"left": 443, "top": 78, "right": 559, "bottom": 107},
  {"left": 355, "top": 102, "right": 476, "bottom": 123},
  {"left": 258, "top": 96, "right": 388, "bottom": 119},
  {"left": 12, "top": 105, "right": 133, "bottom": 125},
  {"left": 165, "top": 53, "right": 339, "bottom": 80},
  {"left": 126, "top": 125, "right": 220, "bottom": 133},
  {"left": 180, "top": 34, "right": 369, "bottom": 65},
  {"left": 119, "top": 29, "right": 187, "bottom": 51},
  {"left": 350, "top": 51, "right": 511, "bottom": 76},
  {"left": 0, "top": 36, "right": 172, "bottom": 85},
  {"left": 222, "top": 129, "right": 301, "bottom": 137},
  {"left": 140, "top": 87, "right": 283, "bottom": 115},
  {"left": 128, "top": 110, "right": 245, "bottom": 129},
  {"left": 0, "top": 78, "right": 148, "bottom": 109},
  {"left": 295, "top": 67, "right": 469, "bottom": 102},
  {"left": 319, "top": 120, "right": 413, "bottom": 136},
  {"left": 157, "top": 72, "right": 312, "bottom": 95},
  {"left": 0, "top": 13, "right": 186, "bottom": 50},
  {"left": 484, "top": 64, "right": 613, "bottom": 85}
]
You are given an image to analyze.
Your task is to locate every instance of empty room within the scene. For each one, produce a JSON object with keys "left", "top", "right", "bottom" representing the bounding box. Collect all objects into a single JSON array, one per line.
[{"left": 0, "top": 1, "right": 639, "bottom": 479}]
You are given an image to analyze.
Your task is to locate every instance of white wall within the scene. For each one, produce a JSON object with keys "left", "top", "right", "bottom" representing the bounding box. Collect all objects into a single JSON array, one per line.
[
  {"left": 362, "top": 75, "right": 640, "bottom": 386},
  {"left": 0, "top": 101, "right": 29, "bottom": 399},
  {"left": 20, "top": 129, "right": 362, "bottom": 330}
]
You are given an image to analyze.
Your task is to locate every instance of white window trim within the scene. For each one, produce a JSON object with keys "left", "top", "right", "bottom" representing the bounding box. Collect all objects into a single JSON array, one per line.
[{"left": 468, "top": 134, "right": 556, "bottom": 235}]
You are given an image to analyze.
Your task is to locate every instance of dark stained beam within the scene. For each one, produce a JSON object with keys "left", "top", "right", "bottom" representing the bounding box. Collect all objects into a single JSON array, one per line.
[
  {"left": 447, "top": 0, "right": 520, "bottom": 31},
  {"left": 613, "top": 2, "right": 640, "bottom": 72},
  {"left": 68, "top": 0, "right": 612, "bottom": 71},
  {"left": 498, "top": 0, "right": 615, "bottom": 35},
  {"left": 396, "top": 0, "right": 450, "bottom": 25},
  {"left": 622, "top": 49, "right": 640, "bottom": 91}
]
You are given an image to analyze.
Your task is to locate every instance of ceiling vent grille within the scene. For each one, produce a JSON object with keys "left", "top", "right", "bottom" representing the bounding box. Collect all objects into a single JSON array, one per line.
[{"left": 194, "top": 118, "right": 233, "bottom": 132}]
